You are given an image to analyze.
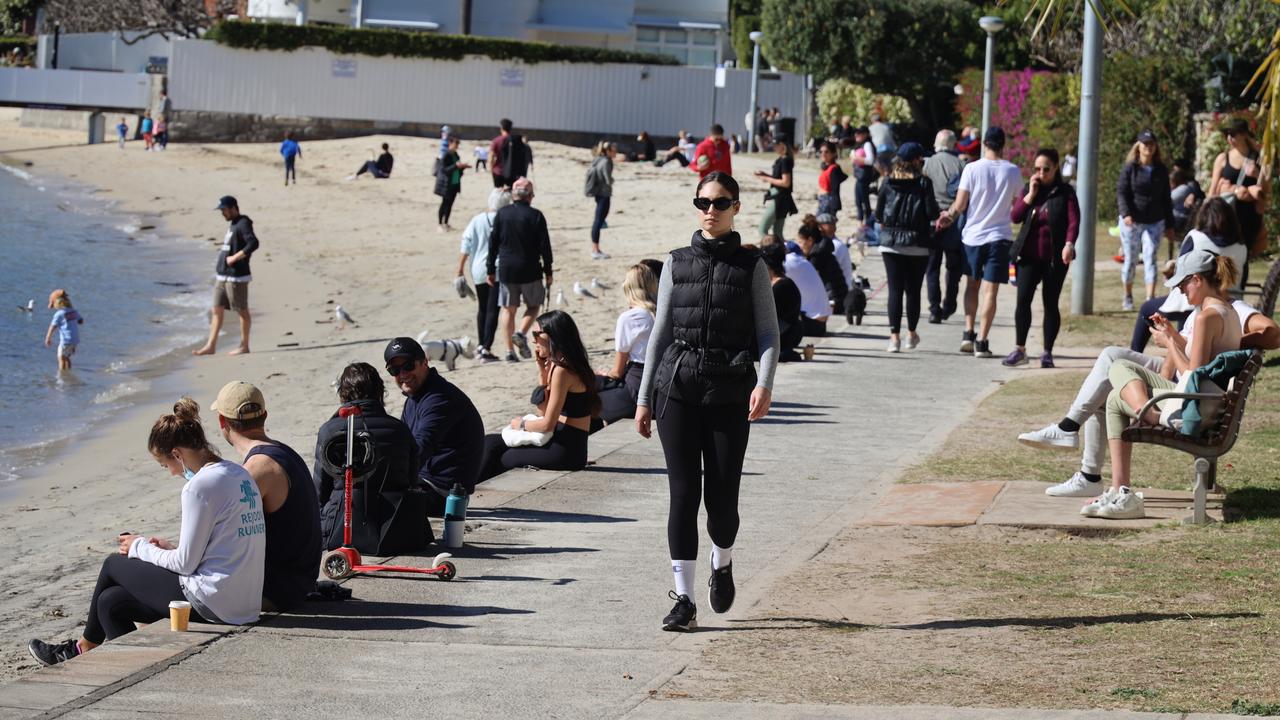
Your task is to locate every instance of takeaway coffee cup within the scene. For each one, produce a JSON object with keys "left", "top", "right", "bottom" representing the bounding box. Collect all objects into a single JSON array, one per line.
[
  {"left": 169, "top": 601, "right": 191, "bottom": 632},
  {"left": 803, "top": 344, "right": 815, "bottom": 361}
]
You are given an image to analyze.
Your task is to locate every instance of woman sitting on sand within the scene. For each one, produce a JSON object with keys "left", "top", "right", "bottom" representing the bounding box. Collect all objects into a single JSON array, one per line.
[
  {"left": 479, "top": 310, "right": 600, "bottom": 480},
  {"left": 28, "top": 399, "right": 266, "bottom": 666}
]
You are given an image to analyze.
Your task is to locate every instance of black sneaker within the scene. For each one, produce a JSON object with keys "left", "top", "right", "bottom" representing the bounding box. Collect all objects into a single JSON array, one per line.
[
  {"left": 662, "top": 591, "right": 697, "bottom": 632},
  {"left": 29, "top": 638, "right": 79, "bottom": 666},
  {"left": 505, "top": 351, "right": 520, "bottom": 363},
  {"left": 512, "top": 332, "right": 532, "bottom": 359},
  {"left": 959, "top": 330, "right": 976, "bottom": 354},
  {"left": 928, "top": 313, "right": 942, "bottom": 324},
  {"left": 477, "top": 349, "right": 500, "bottom": 364},
  {"left": 708, "top": 562, "right": 735, "bottom": 614},
  {"left": 974, "top": 339, "right": 993, "bottom": 358}
]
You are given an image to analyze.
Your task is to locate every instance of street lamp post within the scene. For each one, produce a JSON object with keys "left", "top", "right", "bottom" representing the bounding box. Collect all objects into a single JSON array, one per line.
[
  {"left": 1071, "top": 8, "right": 1103, "bottom": 315},
  {"left": 978, "top": 16, "right": 1005, "bottom": 139},
  {"left": 748, "top": 30, "right": 763, "bottom": 153}
]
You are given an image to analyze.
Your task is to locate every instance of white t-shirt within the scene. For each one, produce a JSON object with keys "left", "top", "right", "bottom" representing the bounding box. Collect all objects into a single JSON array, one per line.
[
  {"left": 615, "top": 307, "right": 654, "bottom": 363},
  {"left": 958, "top": 158, "right": 1022, "bottom": 247},
  {"left": 784, "top": 251, "right": 831, "bottom": 319},
  {"left": 130, "top": 460, "right": 266, "bottom": 625},
  {"left": 831, "top": 237, "right": 853, "bottom": 289}
]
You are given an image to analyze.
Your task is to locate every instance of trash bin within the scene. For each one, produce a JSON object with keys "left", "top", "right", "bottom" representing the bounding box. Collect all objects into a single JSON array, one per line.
[
  {"left": 87, "top": 112, "right": 105, "bottom": 145},
  {"left": 775, "top": 117, "right": 797, "bottom": 146}
]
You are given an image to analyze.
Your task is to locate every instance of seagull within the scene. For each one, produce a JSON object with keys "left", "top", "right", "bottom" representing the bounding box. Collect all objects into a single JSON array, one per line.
[
  {"left": 554, "top": 288, "right": 566, "bottom": 307},
  {"left": 590, "top": 277, "right": 611, "bottom": 291},
  {"left": 17, "top": 299, "right": 33, "bottom": 312},
  {"left": 334, "top": 305, "right": 357, "bottom": 329},
  {"left": 573, "top": 282, "right": 596, "bottom": 299},
  {"left": 416, "top": 329, "right": 431, "bottom": 347}
]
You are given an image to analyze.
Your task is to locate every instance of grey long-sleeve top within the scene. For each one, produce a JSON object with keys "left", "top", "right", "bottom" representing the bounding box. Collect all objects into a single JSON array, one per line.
[{"left": 637, "top": 251, "right": 780, "bottom": 407}]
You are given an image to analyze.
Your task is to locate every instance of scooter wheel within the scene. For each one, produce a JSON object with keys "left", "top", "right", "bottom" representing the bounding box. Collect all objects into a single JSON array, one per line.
[
  {"left": 322, "top": 550, "right": 352, "bottom": 580},
  {"left": 437, "top": 560, "right": 457, "bottom": 581}
]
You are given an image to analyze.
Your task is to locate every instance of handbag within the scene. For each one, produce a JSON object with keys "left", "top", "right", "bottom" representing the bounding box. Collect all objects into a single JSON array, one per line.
[{"left": 502, "top": 414, "right": 554, "bottom": 448}]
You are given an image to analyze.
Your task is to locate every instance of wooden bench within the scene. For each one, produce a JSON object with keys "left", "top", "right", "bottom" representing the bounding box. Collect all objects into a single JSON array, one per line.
[
  {"left": 1121, "top": 350, "right": 1264, "bottom": 524},
  {"left": 1238, "top": 255, "right": 1280, "bottom": 318}
]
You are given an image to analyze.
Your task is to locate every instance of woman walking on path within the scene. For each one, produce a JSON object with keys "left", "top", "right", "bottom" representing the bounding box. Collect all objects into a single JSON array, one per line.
[
  {"left": 1210, "top": 118, "right": 1269, "bottom": 260},
  {"left": 435, "top": 136, "right": 469, "bottom": 232},
  {"left": 875, "top": 143, "right": 938, "bottom": 353},
  {"left": 756, "top": 138, "right": 797, "bottom": 240},
  {"left": 1005, "top": 148, "right": 1079, "bottom": 368},
  {"left": 1116, "top": 130, "right": 1173, "bottom": 310},
  {"left": 636, "top": 171, "right": 780, "bottom": 632},
  {"left": 585, "top": 141, "right": 615, "bottom": 260}
]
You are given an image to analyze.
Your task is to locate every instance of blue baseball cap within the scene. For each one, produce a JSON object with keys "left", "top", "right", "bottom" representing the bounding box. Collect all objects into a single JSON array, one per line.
[{"left": 896, "top": 142, "right": 925, "bottom": 162}]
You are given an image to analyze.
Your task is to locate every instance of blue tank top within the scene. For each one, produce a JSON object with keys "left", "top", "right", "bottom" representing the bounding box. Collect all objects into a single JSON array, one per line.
[{"left": 245, "top": 442, "right": 321, "bottom": 611}]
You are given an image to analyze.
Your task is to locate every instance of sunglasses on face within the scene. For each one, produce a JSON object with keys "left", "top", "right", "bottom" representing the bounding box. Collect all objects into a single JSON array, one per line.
[
  {"left": 693, "top": 197, "right": 737, "bottom": 212},
  {"left": 1034, "top": 165, "right": 1053, "bottom": 174},
  {"left": 531, "top": 330, "right": 545, "bottom": 341},
  {"left": 386, "top": 359, "right": 417, "bottom": 377}
]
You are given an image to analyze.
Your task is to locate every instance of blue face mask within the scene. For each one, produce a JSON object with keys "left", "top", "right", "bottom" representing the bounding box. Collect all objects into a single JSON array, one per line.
[{"left": 181, "top": 466, "right": 196, "bottom": 481}]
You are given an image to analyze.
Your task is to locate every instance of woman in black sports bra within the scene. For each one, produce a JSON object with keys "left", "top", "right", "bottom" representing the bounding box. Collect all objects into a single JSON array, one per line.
[
  {"left": 1210, "top": 118, "right": 1269, "bottom": 255},
  {"left": 479, "top": 310, "right": 599, "bottom": 480}
]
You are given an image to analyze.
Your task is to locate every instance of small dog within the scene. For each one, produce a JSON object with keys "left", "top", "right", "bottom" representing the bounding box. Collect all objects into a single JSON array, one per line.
[
  {"left": 424, "top": 336, "right": 475, "bottom": 371},
  {"left": 845, "top": 277, "right": 869, "bottom": 325}
]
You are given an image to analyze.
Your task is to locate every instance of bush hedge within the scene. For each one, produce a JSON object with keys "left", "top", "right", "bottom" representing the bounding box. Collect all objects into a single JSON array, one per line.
[{"left": 206, "top": 21, "right": 680, "bottom": 67}]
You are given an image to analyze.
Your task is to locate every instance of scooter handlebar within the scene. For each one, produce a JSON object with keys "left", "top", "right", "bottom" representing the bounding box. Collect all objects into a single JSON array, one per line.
[{"left": 338, "top": 405, "right": 363, "bottom": 418}]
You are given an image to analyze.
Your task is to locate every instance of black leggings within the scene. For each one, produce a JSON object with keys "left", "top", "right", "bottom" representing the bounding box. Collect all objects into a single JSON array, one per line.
[
  {"left": 1130, "top": 295, "right": 1190, "bottom": 352},
  {"left": 854, "top": 177, "right": 875, "bottom": 221},
  {"left": 284, "top": 155, "right": 296, "bottom": 183},
  {"left": 438, "top": 185, "right": 459, "bottom": 225},
  {"left": 475, "top": 282, "right": 500, "bottom": 351},
  {"left": 1014, "top": 260, "right": 1069, "bottom": 350},
  {"left": 478, "top": 425, "right": 589, "bottom": 482},
  {"left": 355, "top": 161, "right": 388, "bottom": 178},
  {"left": 882, "top": 252, "right": 929, "bottom": 334},
  {"left": 591, "top": 195, "right": 611, "bottom": 245},
  {"left": 84, "top": 554, "right": 195, "bottom": 644},
  {"left": 657, "top": 398, "right": 750, "bottom": 561}
]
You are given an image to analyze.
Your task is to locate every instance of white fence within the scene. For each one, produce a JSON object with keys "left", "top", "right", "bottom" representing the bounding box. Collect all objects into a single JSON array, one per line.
[
  {"left": 36, "top": 32, "right": 173, "bottom": 74},
  {"left": 168, "top": 39, "right": 808, "bottom": 139},
  {"left": 0, "top": 68, "right": 151, "bottom": 110}
]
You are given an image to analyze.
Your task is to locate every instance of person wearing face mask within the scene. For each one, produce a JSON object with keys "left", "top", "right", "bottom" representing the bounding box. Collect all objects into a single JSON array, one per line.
[
  {"left": 28, "top": 398, "right": 266, "bottom": 667},
  {"left": 636, "top": 171, "right": 780, "bottom": 633}
]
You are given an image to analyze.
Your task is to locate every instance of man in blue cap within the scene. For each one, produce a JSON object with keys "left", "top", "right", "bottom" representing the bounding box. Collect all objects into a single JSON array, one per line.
[{"left": 195, "top": 196, "right": 258, "bottom": 356}]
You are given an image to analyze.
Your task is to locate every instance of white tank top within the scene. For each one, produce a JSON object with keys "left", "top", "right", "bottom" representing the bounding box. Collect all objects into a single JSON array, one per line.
[{"left": 1197, "top": 301, "right": 1242, "bottom": 359}]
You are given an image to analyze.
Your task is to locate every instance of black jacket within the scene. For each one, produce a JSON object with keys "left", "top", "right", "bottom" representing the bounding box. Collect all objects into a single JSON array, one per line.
[
  {"left": 215, "top": 215, "right": 259, "bottom": 278},
  {"left": 876, "top": 176, "right": 939, "bottom": 251},
  {"left": 1012, "top": 180, "right": 1078, "bottom": 267},
  {"left": 433, "top": 150, "right": 462, "bottom": 196},
  {"left": 487, "top": 201, "right": 554, "bottom": 284},
  {"left": 1116, "top": 161, "right": 1173, "bottom": 226},
  {"left": 501, "top": 134, "right": 529, "bottom": 180},
  {"left": 401, "top": 368, "right": 485, "bottom": 494},
  {"left": 809, "top": 235, "right": 848, "bottom": 305},
  {"left": 375, "top": 151, "right": 394, "bottom": 176}
]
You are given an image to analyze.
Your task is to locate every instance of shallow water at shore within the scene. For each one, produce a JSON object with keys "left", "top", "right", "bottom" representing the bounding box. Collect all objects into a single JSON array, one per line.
[{"left": 0, "top": 168, "right": 208, "bottom": 482}]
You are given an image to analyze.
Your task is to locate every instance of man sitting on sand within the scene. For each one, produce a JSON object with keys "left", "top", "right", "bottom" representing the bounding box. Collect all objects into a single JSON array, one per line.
[
  {"left": 194, "top": 196, "right": 257, "bottom": 356},
  {"left": 213, "top": 381, "right": 320, "bottom": 612},
  {"left": 386, "top": 338, "right": 486, "bottom": 513},
  {"left": 349, "top": 143, "right": 394, "bottom": 180}
]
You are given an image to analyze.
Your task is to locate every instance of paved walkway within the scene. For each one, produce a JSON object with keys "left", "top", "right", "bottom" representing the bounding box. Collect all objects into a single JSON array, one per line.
[{"left": 7, "top": 251, "right": 1240, "bottom": 719}]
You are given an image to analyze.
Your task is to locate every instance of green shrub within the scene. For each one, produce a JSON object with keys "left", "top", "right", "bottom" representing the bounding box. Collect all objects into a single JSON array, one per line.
[
  {"left": 205, "top": 21, "right": 679, "bottom": 67},
  {"left": 815, "top": 78, "right": 912, "bottom": 128},
  {"left": 731, "top": 14, "right": 764, "bottom": 70}
]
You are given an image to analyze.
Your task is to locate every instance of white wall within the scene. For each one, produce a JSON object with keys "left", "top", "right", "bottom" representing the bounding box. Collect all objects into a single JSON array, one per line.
[
  {"left": 36, "top": 32, "right": 173, "bottom": 74},
  {"left": 168, "top": 39, "right": 806, "bottom": 138},
  {"left": 0, "top": 68, "right": 151, "bottom": 110}
]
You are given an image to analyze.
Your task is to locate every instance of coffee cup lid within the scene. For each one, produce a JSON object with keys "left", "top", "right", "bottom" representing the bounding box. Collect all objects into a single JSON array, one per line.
[{"left": 169, "top": 600, "right": 191, "bottom": 609}]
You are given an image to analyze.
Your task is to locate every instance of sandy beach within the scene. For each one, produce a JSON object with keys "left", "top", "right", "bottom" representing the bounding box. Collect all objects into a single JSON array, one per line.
[{"left": 0, "top": 109, "right": 828, "bottom": 679}]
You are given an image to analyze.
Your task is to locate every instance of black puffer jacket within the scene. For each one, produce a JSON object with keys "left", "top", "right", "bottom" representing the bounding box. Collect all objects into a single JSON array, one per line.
[
  {"left": 1116, "top": 161, "right": 1173, "bottom": 226},
  {"left": 808, "top": 235, "right": 848, "bottom": 306},
  {"left": 876, "top": 176, "right": 940, "bottom": 250}
]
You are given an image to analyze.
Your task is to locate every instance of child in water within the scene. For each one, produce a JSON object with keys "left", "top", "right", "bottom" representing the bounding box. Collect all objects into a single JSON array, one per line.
[{"left": 44, "top": 289, "right": 84, "bottom": 372}]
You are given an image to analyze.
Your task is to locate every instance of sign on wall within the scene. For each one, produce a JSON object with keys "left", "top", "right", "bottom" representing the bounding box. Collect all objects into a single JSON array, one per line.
[
  {"left": 332, "top": 59, "right": 357, "bottom": 78},
  {"left": 500, "top": 68, "right": 525, "bottom": 87}
]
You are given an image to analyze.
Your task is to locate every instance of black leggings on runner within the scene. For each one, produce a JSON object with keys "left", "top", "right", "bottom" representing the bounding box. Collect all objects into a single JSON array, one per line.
[
  {"left": 882, "top": 252, "right": 929, "bottom": 335},
  {"left": 438, "top": 186, "right": 459, "bottom": 225},
  {"left": 474, "top": 282, "right": 500, "bottom": 351},
  {"left": 657, "top": 398, "right": 750, "bottom": 561},
  {"left": 84, "top": 554, "right": 198, "bottom": 644},
  {"left": 1014, "top": 260, "right": 1070, "bottom": 350}
]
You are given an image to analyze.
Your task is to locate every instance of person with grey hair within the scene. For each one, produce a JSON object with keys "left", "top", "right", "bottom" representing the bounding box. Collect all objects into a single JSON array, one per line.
[
  {"left": 922, "top": 128, "right": 967, "bottom": 323},
  {"left": 458, "top": 188, "right": 514, "bottom": 363},
  {"left": 868, "top": 111, "right": 896, "bottom": 155},
  {"left": 488, "top": 177, "right": 554, "bottom": 362}
]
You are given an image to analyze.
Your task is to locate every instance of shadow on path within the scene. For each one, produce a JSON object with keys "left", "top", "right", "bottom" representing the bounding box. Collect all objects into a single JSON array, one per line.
[
  {"left": 259, "top": 599, "right": 508, "bottom": 632},
  {"left": 469, "top": 507, "right": 637, "bottom": 524},
  {"left": 720, "top": 611, "right": 1262, "bottom": 633}
]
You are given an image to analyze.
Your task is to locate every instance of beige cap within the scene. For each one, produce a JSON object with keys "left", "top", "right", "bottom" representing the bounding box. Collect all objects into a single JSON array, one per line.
[{"left": 212, "top": 381, "right": 267, "bottom": 420}]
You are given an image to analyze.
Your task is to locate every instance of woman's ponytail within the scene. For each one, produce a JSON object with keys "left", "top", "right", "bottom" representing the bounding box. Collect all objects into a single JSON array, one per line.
[{"left": 1209, "top": 255, "right": 1240, "bottom": 293}]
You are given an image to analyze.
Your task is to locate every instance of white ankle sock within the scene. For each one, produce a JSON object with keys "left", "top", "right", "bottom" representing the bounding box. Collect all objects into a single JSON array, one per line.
[
  {"left": 711, "top": 545, "right": 732, "bottom": 570},
  {"left": 672, "top": 559, "right": 696, "bottom": 599}
]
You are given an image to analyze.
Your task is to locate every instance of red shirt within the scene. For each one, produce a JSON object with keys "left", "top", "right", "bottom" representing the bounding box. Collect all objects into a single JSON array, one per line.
[
  {"left": 691, "top": 137, "right": 732, "bottom": 178},
  {"left": 489, "top": 135, "right": 505, "bottom": 177}
]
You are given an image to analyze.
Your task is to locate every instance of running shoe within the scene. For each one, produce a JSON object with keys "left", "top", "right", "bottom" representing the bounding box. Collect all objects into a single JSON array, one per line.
[
  {"left": 974, "top": 339, "right": 993, "bottom": 358},
  {"left": 505, "top": 351, "right": 520, "bottom": 363},
  {"left": 1096, "top": 487, "right": 1145, "bottom": 519},
  {"left": 591, "top": 250, "right": 611, "bottom": 260},
  {"left": 1045, "top": 471, "right": 1105, "bottom": 498},
  {"left": 886, "top": 338, "right": 901, "bottom": 353},
  {"left": 1017, "top": 423, "right": 1079, "bottom": 451},
  {"left": 906, "top": 333, "right": 920, "bottom": 350},
  {"left": 1040, "top": 352, "right": 1055, "bottom": 369},
  {"left": 477, "top": 349, "right": 500, "bottom": 364},
  {"left": 662, "top": 591, "right": 697, "bottom": 632},
  {"left": 28, "top": 638, "right": 79, "bottom": 667},
  {"left": 1002, "top": 348, "right": 1028, "bottom": 367},
  {"left": 1122, "top": 296, "right": 1135, "bottom": 311},
  {"left": 959, "top": 330, "right": 975, "bottom": 354},
  {"left": 708, "top": 561, "right": 735, "bottom": 614},
  {"left": 512, "top": 332, "right": 532, "bottom": 359}
]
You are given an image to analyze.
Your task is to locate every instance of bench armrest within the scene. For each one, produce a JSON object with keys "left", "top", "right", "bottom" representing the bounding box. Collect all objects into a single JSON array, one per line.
[{"left": 1136, "top": 392, "right": 1226, "bottom": 420}]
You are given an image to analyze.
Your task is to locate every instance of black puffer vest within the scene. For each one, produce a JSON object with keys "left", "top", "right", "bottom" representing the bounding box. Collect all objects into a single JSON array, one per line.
[
  {"left": 1012, "top": 180, "right": 1076, "bottom": 269},
  {"left": 654, "top": 231, "right": 759, "bottom": 410}
]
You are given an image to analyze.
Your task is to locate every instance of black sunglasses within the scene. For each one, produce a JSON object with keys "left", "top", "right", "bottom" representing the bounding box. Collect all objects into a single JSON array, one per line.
[
  {"left": 693, "top": 197, "right": 737, "bottom": 212},
  {"left": 386, "top": 359, "right": 418, "bottom": 376},
  {"left": 531, "top": 330, "right": 545, "bottom": 340}
]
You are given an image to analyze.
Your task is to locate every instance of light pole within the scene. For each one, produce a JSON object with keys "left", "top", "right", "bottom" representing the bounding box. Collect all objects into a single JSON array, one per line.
[
  {"left": 1071, "top": 8, "right": 1102, "bottom": 315},
  {"left": 978, "top": 16, "right": 1005, "bottom": 139},
  {"left": 748, "top": 30, "right": 763, "bottom": 153}
]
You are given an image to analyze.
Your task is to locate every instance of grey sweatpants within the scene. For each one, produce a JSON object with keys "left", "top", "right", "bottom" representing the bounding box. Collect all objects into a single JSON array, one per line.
[{"left": 1065, "top": 346, "right": 1164, "bottom": 475}]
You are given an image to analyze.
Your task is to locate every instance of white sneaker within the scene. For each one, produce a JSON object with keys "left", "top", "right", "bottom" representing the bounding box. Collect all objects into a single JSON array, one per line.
[
  {"left": 1096, "top": 487, "right": 1145, "bottom": 519},
  {"left": 906, "top": 333, "right": 920, "bottom": 350},
  {"left": 1122, "top": 296, "right": 1135, "bottom": 311},
  {"left": 886, "top": 338, "right": 900, "bottom": 353},
  {"left": 1045, "top": 471, "right": 1105, "bottom": 497},
  {"left": 591, "top": 250, "right": 611, "bottom": 260},
  {"left": 1080, "top": 487, "right": 1118, "bottom": 517},
  {"left": 1017, "top": 423, "right": 1079, "bottom": 451}
]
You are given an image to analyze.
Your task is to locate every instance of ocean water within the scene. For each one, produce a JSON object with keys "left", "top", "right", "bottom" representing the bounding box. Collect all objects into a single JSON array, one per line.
[{"left": 0, "top": 167, "right": 209, "bottom": 483}]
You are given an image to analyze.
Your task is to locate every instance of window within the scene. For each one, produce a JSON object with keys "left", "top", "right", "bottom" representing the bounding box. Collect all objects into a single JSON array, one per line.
[{"left": 635, "top": 25, "right": 719, "bottom": 67}]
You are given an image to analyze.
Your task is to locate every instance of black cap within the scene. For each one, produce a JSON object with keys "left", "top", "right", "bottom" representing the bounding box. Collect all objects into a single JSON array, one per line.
[
  {"left": 983, "top": 126, "right": 1006, "bottom": 150},
  {"left": 896, "top": 142, "right": 925, "bottom": 162},
  {"left": 215, "top": 195, "right": 238, "bottom": 210},
  {"left": 1136, "top": 129, "right": 1156, "bottom": 144},
  {"left": 384, "top": 337, "right": 426, "bottom": 365},
  {"left": 1220, "top": 117, "right": 1251, "bottom": 136}
]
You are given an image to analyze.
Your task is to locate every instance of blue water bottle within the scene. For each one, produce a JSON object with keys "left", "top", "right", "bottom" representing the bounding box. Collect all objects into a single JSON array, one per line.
[{"left": 442, "top": 483, "right": 468, "bottom": 548}]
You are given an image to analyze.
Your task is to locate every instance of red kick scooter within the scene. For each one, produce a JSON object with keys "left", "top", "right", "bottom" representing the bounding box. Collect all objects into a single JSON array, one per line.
[{"left": 320, "top": 404, "right": 457, "bottom": 582}]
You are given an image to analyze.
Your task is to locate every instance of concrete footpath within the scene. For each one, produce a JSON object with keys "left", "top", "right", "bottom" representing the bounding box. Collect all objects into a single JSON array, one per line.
[{"left": 6, "top": 252, "right": 1238, "bottom": 719}]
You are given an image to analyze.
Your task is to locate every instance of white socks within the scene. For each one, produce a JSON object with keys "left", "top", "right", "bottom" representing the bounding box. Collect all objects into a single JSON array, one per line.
[
  {"left": 672, "top": 559, "right": 695, "bottom": 599},
  {"left": 711, "top": 544, "right": 732, "bottom": 570}
]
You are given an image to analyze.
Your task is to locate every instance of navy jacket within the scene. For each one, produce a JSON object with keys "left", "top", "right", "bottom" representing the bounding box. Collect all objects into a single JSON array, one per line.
[
  {"left": 487, "top": 201, "right": 553, "bottom": 284},
  {"left": 400, "top": 368, "right": 485, "bottom": 494}
]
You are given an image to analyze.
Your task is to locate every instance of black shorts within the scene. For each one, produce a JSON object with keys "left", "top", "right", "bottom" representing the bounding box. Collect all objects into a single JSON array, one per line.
[{"left": 491, "top": 174, "right": 508, "bottom": 188}]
